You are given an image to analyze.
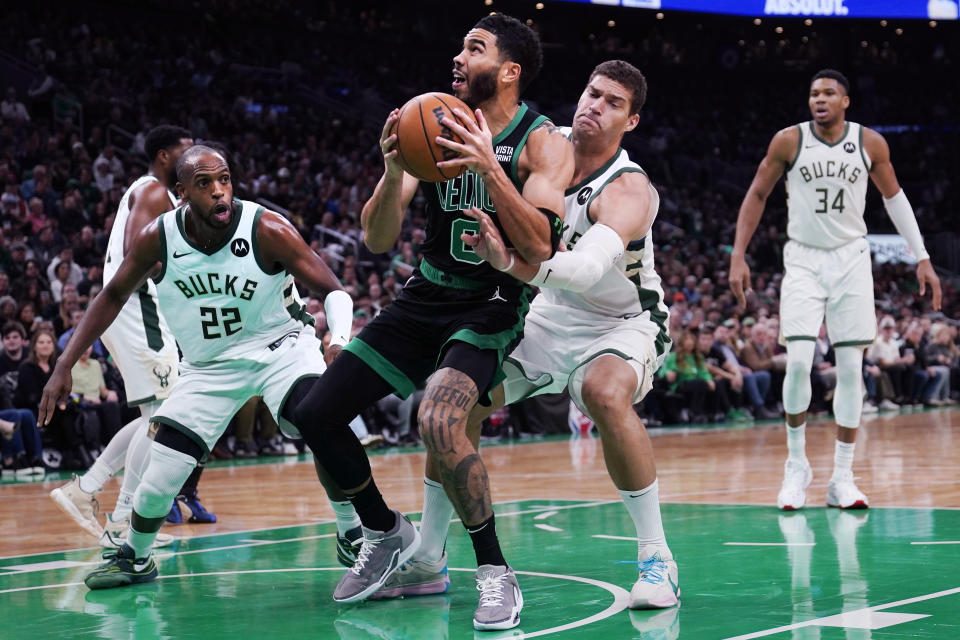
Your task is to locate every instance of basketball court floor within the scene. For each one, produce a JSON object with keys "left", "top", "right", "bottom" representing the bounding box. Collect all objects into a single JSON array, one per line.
[{"left": 2, "top": 408, "right": 958, "bottom": 639}]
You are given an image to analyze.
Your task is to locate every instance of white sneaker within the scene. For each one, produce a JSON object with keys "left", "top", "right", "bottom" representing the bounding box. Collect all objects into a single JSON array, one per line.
[
  {"left": 878, "top": 399, "right": 900, "bottom": 411},
  {"left": 473, "top": 564, "right": 524, "bottom": 630},
  {"left": 861, "top": 401, "right": 879, "bottom": 414},
  {"left": 50, "top": 475, "right": 103, "bottom": 539},
  {"left": 777, "top": 458, "right": 813, "bottom": 511},
  {"left": 826, "top": 470, "right": 869, "bottom": 509},
  {"left": 629, "top": 545, "right": 679, "bottom": 609},
  {"left": 99, "top": 513, "right": 176, "bottom": 548}
]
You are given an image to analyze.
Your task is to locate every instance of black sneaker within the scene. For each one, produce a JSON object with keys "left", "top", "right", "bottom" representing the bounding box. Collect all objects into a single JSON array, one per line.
[{"left": 85, "top": 544, "right": 158, "bottom": 589}]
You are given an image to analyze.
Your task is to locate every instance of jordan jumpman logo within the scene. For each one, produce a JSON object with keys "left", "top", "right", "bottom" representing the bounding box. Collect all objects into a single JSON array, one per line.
[{"left": 489, "top": 286, "right": 507, "bottom": 302}]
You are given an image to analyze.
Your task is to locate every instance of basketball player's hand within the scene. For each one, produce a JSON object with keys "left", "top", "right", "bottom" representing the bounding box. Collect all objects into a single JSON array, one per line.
[
  {"left": 324, "top": 344, "right": 343, "bottom": 367},
  {"left": 461, "top": 207, "right": 512, "bottom": 271},
  {"left": 39, "top": 366, "right": 73, "bottom": 427},
  {"left": 436, "top": 109, "right": 497, "bottom": 177},
  {"left": 379, "top": 109, "right": 403, "bottom": 176},
  {"left": 916, "top": 259, "right": 942, "bottom": 311},
  {"left": 729, "top": 253, "right": 752, "bottom": 308}
]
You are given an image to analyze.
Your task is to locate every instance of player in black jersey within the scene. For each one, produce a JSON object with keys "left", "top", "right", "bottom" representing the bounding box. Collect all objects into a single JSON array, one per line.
[{"left": 290, "top": 13, "right": 573, "bottom": 631}]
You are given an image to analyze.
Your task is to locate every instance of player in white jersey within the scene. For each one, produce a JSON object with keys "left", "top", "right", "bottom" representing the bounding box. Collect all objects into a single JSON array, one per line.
[
  {"left": 730, "top": 69, "right": 942, "bottom": 511},
  {"left": 50, "top": 126, "right": 198, "bottom": 547},
  {"left": 378, "top": 61, "right": 680, "bottom": 611},
  {"left": 38, "top": 146, "right": 366, "bottom": 590}
]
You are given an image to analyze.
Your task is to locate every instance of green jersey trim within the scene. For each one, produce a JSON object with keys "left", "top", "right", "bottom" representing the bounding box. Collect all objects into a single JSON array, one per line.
[
  {"left": 788, "top": 124, "right": 803, "bottom": 170},
  {"left": 137, "top": 284, "right": 165, "bottom": 352},
  {"left": 492, "top": 103, "right": 529, "bottom": 146},
  {"left": 784, "top": 335, "right": 817, "bottom": 342},
  {"left": 503, "top": 355, "right": 555, "bottom": 403},
  {"left": 858, "top": 124, "right": 871, "bottom": 171},
  {"left": 420, "top": 258, "right": 487, "bottom": 290},
  {"left": 127, "top": 394, "right": 157, "bottom": 407},
  {"left": 443, "top": 285, "right": 532, "bottom": 355},
  {"left": 832, "top": 339, "right": 875, "bottom": 348},
  {"left": 343, "top": 337, "right": 418, "bottom": 398},
  {"left": 152, "top": 417, "right": 211, "bottom": 462},
  {"left": 586, "top": 167, "right": 645, "bottom": 225},
  {"left": 251, "top": 206, "right": 283, "bottom": 275},
  {"left": 565, "top": 148, "right": 623, "bottom": 197},
  {"left": 154, "top": 212, "right": 168, "bottom": 284},
  {"left": 809, "top": 121, "right": 850, "bottom": 148},
  {"left": 176, "top": 199, "right": 243, "bottom": 256},
  {"left": 509, "top": 115, "right": 549, "bottom": 184}
]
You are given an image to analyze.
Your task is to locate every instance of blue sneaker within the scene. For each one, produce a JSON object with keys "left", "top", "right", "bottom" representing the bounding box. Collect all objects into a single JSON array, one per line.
[
  {"left": 178, "top": 493, "right": 217, "bottom": 523},
  {"left": 166, "top": 500, "right": 183, "bottom": 524}
]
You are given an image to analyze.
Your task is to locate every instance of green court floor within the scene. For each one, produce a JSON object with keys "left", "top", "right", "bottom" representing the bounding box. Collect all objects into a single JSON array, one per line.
[{"left": 2, "top": 501, "right": 958, "bottom": 639}]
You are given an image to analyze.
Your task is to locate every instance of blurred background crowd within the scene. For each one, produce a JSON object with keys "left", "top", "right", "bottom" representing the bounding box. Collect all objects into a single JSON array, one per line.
[{"left": 1, "top": 0, "right": 957, "bottom": 473}]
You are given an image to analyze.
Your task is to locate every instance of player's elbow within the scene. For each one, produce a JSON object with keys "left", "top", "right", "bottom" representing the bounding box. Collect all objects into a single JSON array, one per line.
[
  {"left": 363, "top": 236, "right": 393, "bottom": 254},
  {"left": 516, "top": 238, "right": 552, "bottom": 264}
]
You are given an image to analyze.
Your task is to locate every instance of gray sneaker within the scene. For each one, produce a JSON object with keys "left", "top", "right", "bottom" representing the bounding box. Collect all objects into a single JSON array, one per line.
[
  {"left": 333, "top": 511, "right": 420, "bottom": 603},
  {"left": 473, "top": 564, "right": 523, "bottom": 631}
]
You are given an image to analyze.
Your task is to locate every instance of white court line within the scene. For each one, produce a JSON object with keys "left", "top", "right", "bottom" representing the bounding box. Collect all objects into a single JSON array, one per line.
[
  {"left": 0, "top": 565, "right": 630, "bottom": 639},
  {"left": 724, "top": 542, "right": 816, "bottom": 547},
  {"left": 911, "top": 540, "right": 960, "bottom": 545},
  {"left": 593, "top": 534, "right": 636, "bottom": 542},
  {"left": 0, "top": 500, "right": 611, "bottom": 574},
  {"left": 535, "top": 524, "right": 563, "bottom": 533},
  {"left": 534, "top": 510, "right": 559, "bottom": 520},
  {"left": 723, "top": 585, "right": 960, "bottom": 640}
]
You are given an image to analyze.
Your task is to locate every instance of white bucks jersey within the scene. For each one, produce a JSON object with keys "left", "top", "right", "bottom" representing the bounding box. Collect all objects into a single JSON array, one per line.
[
  {"left": 540, "top": 145, "right": 670, "bottom": 356},
  {"left": 105, "top": 175, "right": 177, "bottom": 285},
  {"left": 785, "top": 121, "right": 872, "bottom": 249},
  {"left": 153, "top": 199, "right": 304, "bottom": 365}
]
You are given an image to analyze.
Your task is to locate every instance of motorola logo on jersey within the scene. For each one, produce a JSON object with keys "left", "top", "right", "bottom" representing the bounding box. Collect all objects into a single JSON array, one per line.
[
  {"left": 577, "top": 186, "right": 593, "bottom": 205},
  {"left": 231, "top": 238, "right": 250, "bottom": 257},
  {"left": 843, "top": 142, "right": 856, "bottom": 153}
]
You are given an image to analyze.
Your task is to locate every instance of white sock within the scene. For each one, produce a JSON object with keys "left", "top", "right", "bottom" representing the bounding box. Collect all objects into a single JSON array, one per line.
[
  {"left": 786, "top": 422, "right": 807, "bottom": 461},
  {"left": 832, "top": 441, "right": 856, "bottom": 480},
  {"left": 78, "top": 418, "right": 143, "bottom": 493},
  {"left": 127, "top": 526, "right": 156, "bottom": 559},
  {"left": 78, "top": 461, "right": 113, "bottom": 494},
  {"left": 331, "top": 500, "right": 361, "bottom": 536},
  {"left": 618, "top": 479, "right": 668, "bottom": 554},
  {"left": 418, "top": 477, "right": 455, "bottom": 563}
]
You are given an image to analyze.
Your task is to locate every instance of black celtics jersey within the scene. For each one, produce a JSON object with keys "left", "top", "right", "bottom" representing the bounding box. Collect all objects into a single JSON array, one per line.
[{"left": 419, "top": 102, "right": 548, "bottom": 287}]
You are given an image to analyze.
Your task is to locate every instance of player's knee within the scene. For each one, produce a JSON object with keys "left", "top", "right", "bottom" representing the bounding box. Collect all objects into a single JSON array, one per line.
[
  {"left": 134, "top": 442, "right": 196, "bottom": 518},
  {"left": 580, "top": 380, "right": 630, "bottom": 422},
  {"left": 417, "top": 398, "right": 464, "bottom": 451}
]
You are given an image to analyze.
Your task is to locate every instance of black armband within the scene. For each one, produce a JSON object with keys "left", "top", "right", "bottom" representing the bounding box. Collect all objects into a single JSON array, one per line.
[{"left": 538, "top": 207, "right": 563, "bottom": 257}]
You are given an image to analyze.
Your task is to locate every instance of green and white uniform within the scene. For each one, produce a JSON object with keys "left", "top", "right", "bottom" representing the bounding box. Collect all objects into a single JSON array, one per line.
[
  {"left": 781, "top": 120, "right": 876, "bottom": 347},
  {"left": 100, "top": 175, "right": 179, "bottom": 413},
  {"left": 151, "top": 199, "right": 323, "bottom": 455},
  {"left": 502, "top": 142, "right": 671, "bottom": 417}
]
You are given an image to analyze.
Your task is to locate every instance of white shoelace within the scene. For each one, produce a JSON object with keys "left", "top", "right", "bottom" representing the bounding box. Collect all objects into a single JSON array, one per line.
[
  {"left": 350, "top": 538, "right": 379, "bottom": 575},
  {"left": 476, "top": 574, "right": 507, "bottom": 607}
]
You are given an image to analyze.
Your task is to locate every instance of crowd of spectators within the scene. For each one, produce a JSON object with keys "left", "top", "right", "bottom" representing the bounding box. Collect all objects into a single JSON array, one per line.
[{"left": 0, "top": 1, "right": 957, "bottom": 471}]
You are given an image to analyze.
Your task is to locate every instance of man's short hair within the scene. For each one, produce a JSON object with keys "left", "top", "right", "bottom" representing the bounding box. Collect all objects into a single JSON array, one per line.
[
  {"left": 2, "top": 321, "right": 26, "bottom": 339},
  {"left": 811, "top": 68, "right": 850, "bottom": 94},
  {"left": 144, "top": 125, "right": 192, "bottom": 162},
  {"left": 472, "top": 14, "right": 543, "bottom": 94},
  {"left": 590, "top": 60, "right": 648, "bottom": 115}
]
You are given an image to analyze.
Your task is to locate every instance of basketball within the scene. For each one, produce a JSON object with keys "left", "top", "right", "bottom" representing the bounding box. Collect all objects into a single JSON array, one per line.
[{"left": 391, "top": 92, "right": 477, "bottom": 183}]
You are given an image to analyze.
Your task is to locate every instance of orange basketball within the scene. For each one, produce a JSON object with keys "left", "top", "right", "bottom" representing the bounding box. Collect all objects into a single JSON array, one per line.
[{"left": 391, "top": 92, "right": 478, "bottom": 183}]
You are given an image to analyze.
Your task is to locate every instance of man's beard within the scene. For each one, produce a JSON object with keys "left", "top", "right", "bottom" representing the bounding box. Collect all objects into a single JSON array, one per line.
[{"left": 463, "top": 68, "right": 498, "bottom": 108}]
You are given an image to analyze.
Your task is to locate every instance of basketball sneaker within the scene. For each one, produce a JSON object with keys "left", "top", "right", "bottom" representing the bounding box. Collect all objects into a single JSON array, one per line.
[
  {"left": 369, "top": 552, "right": 450, "bottom": 599},
  {"left": 50, "top": 475, "right": 103, "bottom": 539},
  {"left": 473, "top": 564, "right": 523, "bottom": 631},
  {"left": 629, "top": 545, "right": 680, "bottom": 609},
  {"left": 100, "top": 513, "right": 176, "bottom": 549},
  {"left": 777, "top": 457, "right": 813, "bottom": 511},
  {"left": 85, "top": 544, "right": 158, "bottom": 590},
  {"left": 170, "top": 492, "right": 217, "bottom": 523},
  {"left": 333, "top": 511, "right": 420, "bottom": 603},
  {"left": 336, "top": 525, "right": 364, "bottom": 568},
  {"left": 826, "top": 469, "right": 869, "bottom": 509}
]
